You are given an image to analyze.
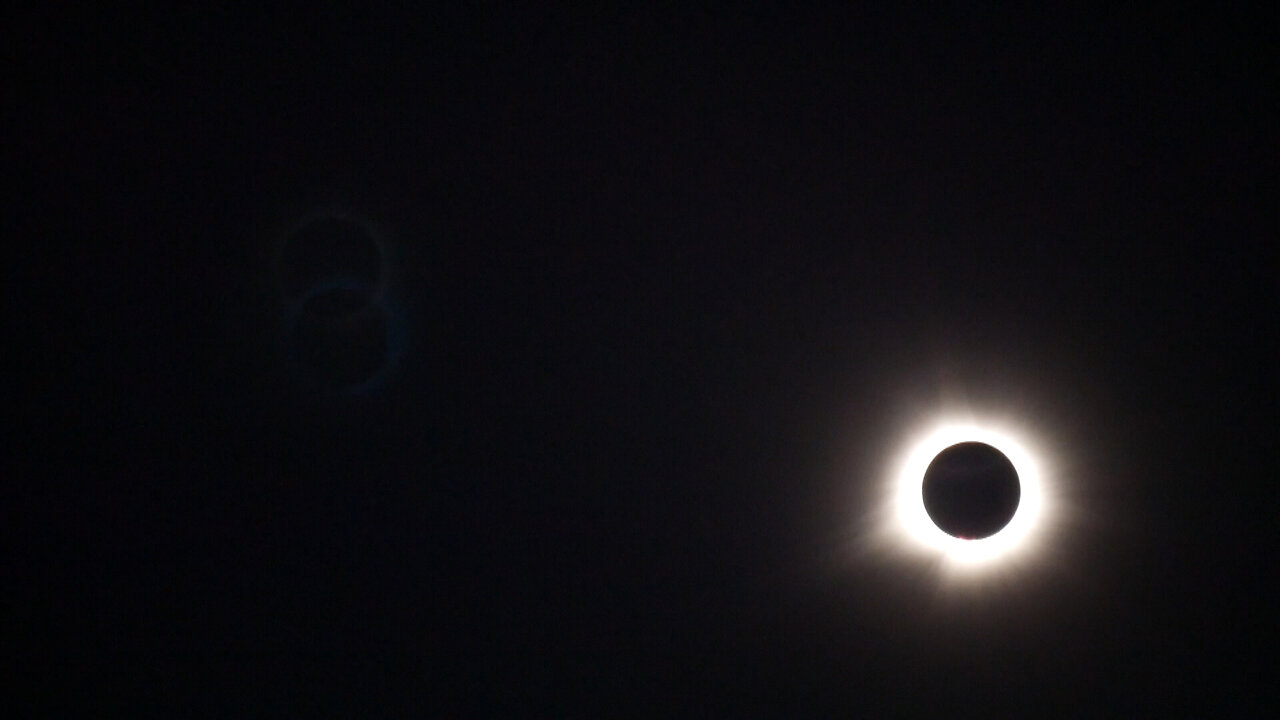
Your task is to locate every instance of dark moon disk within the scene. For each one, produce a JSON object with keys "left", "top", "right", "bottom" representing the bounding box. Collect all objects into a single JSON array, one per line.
[
  {"left": 922, "top": 442, "right": 1021, "bottom": 540},
  {"left": 289, "top": 299, "right": 390, "bottom": 388},
  {"left": 279, "top": 216, "right": 382, "bottom": 301}
]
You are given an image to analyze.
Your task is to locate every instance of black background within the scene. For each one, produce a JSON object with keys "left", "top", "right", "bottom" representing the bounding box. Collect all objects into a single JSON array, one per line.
[{"left": 8, "top": 4, "right": 1275, "bottom": 716}]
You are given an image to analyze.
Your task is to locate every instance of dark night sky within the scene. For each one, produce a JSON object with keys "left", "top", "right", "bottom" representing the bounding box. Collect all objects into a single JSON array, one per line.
[{"left": 7, "top": 4, "right": 1275, "bottom": 716}]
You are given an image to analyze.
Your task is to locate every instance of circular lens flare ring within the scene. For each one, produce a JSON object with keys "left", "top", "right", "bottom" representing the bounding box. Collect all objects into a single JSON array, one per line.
[{"left": 894, "top": 422, "right": 1047, "bottom": 566}]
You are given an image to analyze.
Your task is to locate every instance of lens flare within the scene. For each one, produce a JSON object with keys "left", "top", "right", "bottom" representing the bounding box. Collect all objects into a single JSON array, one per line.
[{"left": 890, "top": 420, "right": 1051, "bottom": 569}]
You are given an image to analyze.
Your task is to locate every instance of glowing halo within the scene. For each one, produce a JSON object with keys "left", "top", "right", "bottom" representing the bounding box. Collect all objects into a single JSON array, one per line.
[
  {"left": 261, "top": 206, "right": 412, "bottom": 399},
  {"left": 890, "top": 420, "right": 1050, "bottom": 569}
]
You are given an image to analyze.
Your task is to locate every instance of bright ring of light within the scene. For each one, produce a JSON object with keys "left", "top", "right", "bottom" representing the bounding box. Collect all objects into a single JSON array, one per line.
[{"left": 894, "top": 422, "right": 1047, "bottom": 567}]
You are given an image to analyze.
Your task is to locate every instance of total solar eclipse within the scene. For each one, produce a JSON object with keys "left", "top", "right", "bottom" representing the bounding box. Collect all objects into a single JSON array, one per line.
[
  {"left": 887, "top": 421, "right": 1048, "bottom": 568},
  {"left": 272, "top": 211, "right": 406, "bottom": 395},
  {"left": 279, "top": 215, "right": 383, "bottom": 301},
  {"left": 921, "top": 441, "right": 1021, "bottom": 540}
]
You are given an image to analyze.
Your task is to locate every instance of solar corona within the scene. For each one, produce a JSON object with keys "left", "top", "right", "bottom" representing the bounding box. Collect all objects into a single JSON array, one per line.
[{"left": 890, "top": 420, "right": 1050, "bottom": 569}]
